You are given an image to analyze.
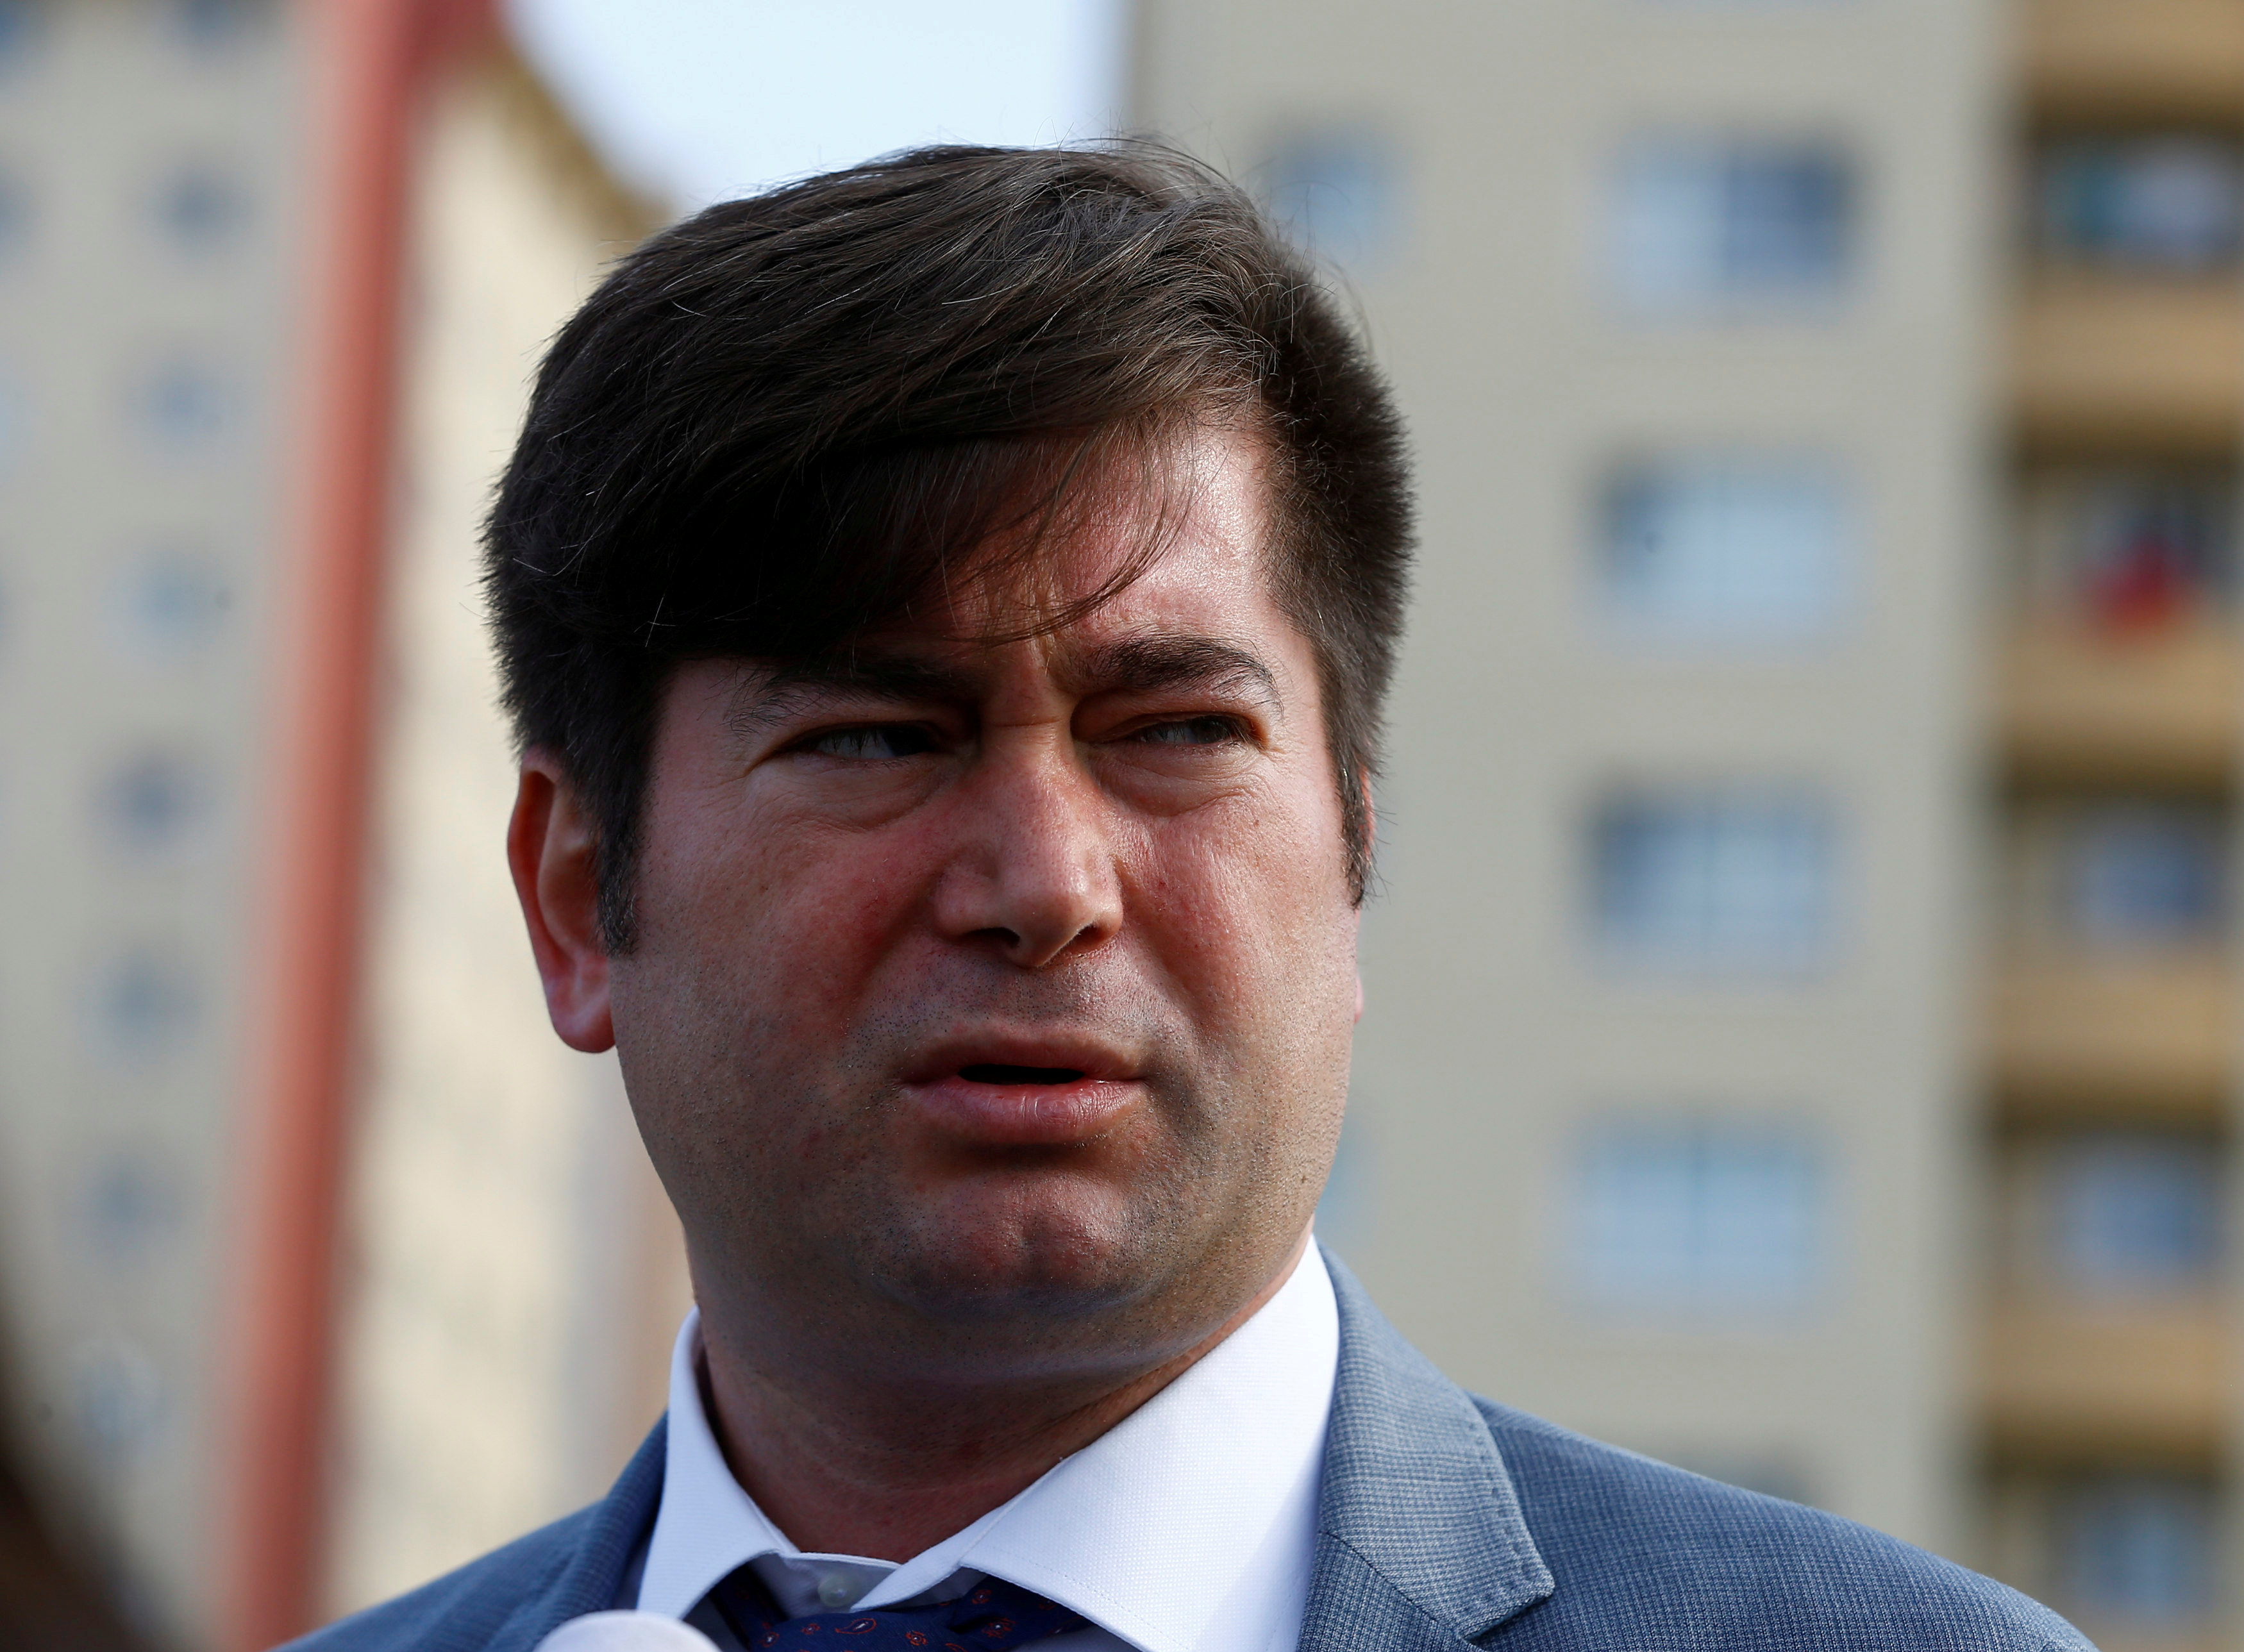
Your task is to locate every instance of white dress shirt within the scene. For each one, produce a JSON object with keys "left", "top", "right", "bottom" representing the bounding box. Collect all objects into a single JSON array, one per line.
[{"left": 633, "top": 1244, "right": 1340, "bottom": 1652}]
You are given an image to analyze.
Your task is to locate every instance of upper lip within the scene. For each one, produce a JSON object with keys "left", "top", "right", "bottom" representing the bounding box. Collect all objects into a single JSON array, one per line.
[{"left": 901, "top": 1030, "right": 1141, "bottom": 1085}]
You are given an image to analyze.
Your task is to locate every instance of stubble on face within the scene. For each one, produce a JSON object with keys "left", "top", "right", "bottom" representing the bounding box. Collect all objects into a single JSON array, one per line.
[{"left": 610, "top": 431, "right": 1360, "bottom": 1396}]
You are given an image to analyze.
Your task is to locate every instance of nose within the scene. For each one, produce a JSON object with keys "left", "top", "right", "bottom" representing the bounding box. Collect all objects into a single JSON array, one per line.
[{"left": 930, "top": 739, "right": 1122, "bottom": 969}]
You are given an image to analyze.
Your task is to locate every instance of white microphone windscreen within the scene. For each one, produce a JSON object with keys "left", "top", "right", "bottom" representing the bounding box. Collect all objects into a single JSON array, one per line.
[{"left": 530, "top": 1610, "right": 723, "bottom": 1652}]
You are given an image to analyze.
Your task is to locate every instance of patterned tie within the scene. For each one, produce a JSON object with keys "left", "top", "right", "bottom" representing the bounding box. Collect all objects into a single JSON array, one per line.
[{"left": 707, "top": 1566, "right": 1090, "bottom": 1651}]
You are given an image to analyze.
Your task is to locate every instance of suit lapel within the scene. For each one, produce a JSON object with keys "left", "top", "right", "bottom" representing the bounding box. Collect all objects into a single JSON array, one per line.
[
  {"left": 1298, "top": 1250, "right": 1554, "bottom": 1652},
  {"left": 478, "top": 1417, "right": 669, "bottom": 1652},
  {"left": 457, "top": 1260, "right": 1550, "bottom": 1652}
]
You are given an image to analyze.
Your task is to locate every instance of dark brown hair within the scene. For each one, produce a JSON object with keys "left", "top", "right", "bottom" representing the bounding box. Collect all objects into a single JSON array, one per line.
[{"left": 487, "top": 141, "right": 1412, "bottom": 949}]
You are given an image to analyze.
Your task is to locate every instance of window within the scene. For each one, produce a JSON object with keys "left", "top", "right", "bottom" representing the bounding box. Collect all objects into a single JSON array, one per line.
[
  {"left": 1600, "top": 456, "right": 1851, "bottom": 640},
  {"left": 96, "top": 748, "right": 206, "bottom": 858},
  {"left": 153, "top": 162, "right": 246, "bottom": 253},
  {"left": 1263, "top": 129, "right": 1399, "bottom": 271},
  {"left": 2045, "top": 1132, "right": 2222, "bottom": 1295},
  {"left": 164, "top": 0, "right": 271, "bottom": 50},
  {"left": 110, "top": 551, "right": 232, "bottom": 660},
  {"left": 0, "top": 1, "right": 42, "bottom": 70},
  {"left": 2062, "top": 804, "right": 2227, "bottom": 947},
  {"left": 2006, "top": 798, "right": 2231, "bottom": 953},
  {"left": 2038, "top": 136, "right": 2242, "bottom": 272},
  {"left": 2057, "top": 1477, "right": 2217, "bottom": 1628},
  {"left": 76, "top": 1150, "right": 183, "bottom": 1271},
  {"left": 69, "top": 1336, "right": 168, "bottom": 1464},
  {"left": 0, "top": 171, "right": 27, "bottom": 262},
  {"left": 1612, "top": 137, "right": 1855, "bottom": 312},
  {"left": 1593, "top": 791, "right": 1836, "bottom": 970},
  {"left": 136, "top": 358, "right": 237, "bottom": 450},
  {"left": 1569, "top": 1119, "right": 1827, "bottom": 1312},
  {"left": 2015, "top": 468, "right": 2234, "bottom": 631},
  {"left": 84, "top": 948, "right": 200, "bottom": 1065}
]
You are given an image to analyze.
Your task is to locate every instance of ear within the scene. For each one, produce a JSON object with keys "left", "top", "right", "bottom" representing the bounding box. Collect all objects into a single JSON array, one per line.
[
  {"left": 507, "top": 750, "right": 616, "bottom": 1053},
  {"left": 1355, "top": 771, "right": 1375, "bottom": 1024}
]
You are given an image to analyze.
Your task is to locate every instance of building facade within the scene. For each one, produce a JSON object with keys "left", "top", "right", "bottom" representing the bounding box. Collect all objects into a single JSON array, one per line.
[
  {"left": 0, "top": 6, "right": 683, "bottom": 1648},
  {"left": 10, "top": 1, "right": 2243, "bottom": 1647},
  {"left": 321, "top": 46, "right": 685, "bottom": 1622},
  {"left": 1137, "top": 1, "right": 2242, "bottom": 1647},
  {"left": 1983, "top": 3, "right": 2244, "bottom": 1642},
  {"left": 0, "top": 2, "right": 312, "bottom": 1640}
]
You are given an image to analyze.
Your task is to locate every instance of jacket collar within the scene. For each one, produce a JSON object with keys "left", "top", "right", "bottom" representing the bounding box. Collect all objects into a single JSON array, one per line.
[
  {"left": 483, "top": 1417, "right": 667, "bottom": 1652},
  {"left": 1298, "top": 1249, "right": 1555, "bottom": 1651},
  {"left": 490, "top": 1249, "right": 1553, "bottom": 1652}
]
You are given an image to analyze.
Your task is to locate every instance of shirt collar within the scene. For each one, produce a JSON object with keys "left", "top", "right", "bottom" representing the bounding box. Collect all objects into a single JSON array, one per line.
[{"left": 636, "top": 1244, "right": 1341, "bottom": 1652}]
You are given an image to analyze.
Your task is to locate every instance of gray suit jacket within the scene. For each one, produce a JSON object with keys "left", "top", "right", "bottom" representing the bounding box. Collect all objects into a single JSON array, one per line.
[{"left": 290, "top": 1253, "right": 2093, "bottom": 1651}]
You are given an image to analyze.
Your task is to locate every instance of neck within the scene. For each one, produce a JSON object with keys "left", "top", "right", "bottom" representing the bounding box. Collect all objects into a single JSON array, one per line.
[{"left": 696, "top": 1229, "right": 1313, "bottom": 1562}]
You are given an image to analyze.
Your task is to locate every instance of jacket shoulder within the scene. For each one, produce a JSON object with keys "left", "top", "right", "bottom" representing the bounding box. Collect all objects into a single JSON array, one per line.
[
  {"left": 283, "top": 1417, "right": 666, "bottom": 1652},
  {"left": 1473, "top": 1399, "right": 2093, "bottom": 1651},
  {"left": 282, "top": 1506, "right": 601, "bottom": 1652}
]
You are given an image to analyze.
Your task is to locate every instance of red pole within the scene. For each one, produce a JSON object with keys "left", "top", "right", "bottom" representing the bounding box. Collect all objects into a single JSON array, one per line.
[{"left": 219, "top": 2, "right": 490, "bottom": 1646}]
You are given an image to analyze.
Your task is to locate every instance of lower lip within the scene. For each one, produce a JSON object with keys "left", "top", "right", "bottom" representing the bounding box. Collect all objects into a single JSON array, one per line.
[{"left": 903, "top": 1074, "right": 1144, "bottom": 1145}]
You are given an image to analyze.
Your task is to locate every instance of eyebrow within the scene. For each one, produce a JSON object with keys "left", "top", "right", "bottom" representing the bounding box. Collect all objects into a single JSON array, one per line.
[
  {"left": 1059, "top": 634, "right": 1279, "bottom": 708},
  {"left": 723, "top": 633, "right": 1283, "bottom": 738},
  {"left": 723, "top": 654, "right": 980, "bottom": 742}
]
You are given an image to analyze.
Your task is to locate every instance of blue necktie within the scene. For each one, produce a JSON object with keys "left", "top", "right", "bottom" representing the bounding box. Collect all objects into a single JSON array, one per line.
[{"left": 708, "top": 1567, "right": 1090, "bottom": 1651}]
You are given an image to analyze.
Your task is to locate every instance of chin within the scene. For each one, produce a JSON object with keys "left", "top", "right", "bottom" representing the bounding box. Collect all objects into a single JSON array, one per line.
[{"left": 869, "top": 1189, "right": 1165, "bottom": 1326}]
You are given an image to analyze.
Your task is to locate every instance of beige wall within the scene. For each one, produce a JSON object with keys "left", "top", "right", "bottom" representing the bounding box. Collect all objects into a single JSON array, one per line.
[
  {"left": 0, "top": 3, "right": 308, "bottom": 1641},
  {"left": 324, "top": 54, "right": 689, "bottom": 1620},
  {"left": 1137, "top": 0, "right": 2004, "bottom": 1555}
]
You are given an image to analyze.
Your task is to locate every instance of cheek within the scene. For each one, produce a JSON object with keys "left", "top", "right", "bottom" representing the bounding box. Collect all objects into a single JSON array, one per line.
[
  {"left": 634, "top": 790, "right": 936, "bottom": 1021},
  {"left": 619, "top": 812, "right": 942, "bottom": 1186},
  {"left": 1134, "top": 781, "right": 1357, "bottom": 1018}
]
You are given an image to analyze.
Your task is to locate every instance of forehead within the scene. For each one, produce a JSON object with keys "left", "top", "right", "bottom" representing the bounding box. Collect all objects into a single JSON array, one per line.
[{"left": 903, "top": 426, "right": 1283, "bottom": 658}]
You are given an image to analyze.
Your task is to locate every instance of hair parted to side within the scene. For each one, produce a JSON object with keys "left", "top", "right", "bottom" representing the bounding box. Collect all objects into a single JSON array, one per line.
[{"left": 487, "top": 140, "right": 1412, "bottom": 951}]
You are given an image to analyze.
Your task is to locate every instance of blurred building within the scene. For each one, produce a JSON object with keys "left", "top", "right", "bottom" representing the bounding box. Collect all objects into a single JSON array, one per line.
[
  {"left": 0, "top": 4, "right": 679, "bottom": 1649},
  {"left": 323, "top": 38, "right": 684, "bottom": 1624},
  {"left": 10, "top": 1, "right": 2244, "bottom": 1651},
  {"left": 0, "top": 2, "right": 316, "bottom": 1642},
  {"left": 1138, "top": 0, "right": 2244, "bottom": 1647}
]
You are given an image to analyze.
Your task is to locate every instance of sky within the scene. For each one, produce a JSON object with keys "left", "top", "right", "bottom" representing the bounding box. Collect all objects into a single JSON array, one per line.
[{"left": 504, "top": 0, "right": 1130, "bottom": 212}]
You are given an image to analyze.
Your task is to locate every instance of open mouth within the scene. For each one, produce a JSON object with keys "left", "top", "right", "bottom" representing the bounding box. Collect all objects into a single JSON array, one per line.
[
  {"left": 907, "top": 1049, "right": 1137, "bottom": 1142},
  {"left": 958, "top": 1064, "right": 1087, "bottom": 1085}
]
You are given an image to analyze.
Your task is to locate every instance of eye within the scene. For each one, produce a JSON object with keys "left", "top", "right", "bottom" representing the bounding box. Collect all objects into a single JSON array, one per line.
[
  {"left": 798, "top": 724, "right": 939, "bottom": 760},
  {"left": 1128, "top": 715, "right": 1246, "bottom": 747}
]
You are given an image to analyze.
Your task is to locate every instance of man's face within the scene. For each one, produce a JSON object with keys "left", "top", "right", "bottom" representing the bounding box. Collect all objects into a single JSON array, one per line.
[{"left": 607, "top": 431, "right": 1361, "bottom": 1380}]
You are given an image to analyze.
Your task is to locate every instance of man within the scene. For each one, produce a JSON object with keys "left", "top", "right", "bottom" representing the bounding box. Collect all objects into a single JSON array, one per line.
[{"left": 297, "top": 145, "right": 2089, "bottom": 1652}]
